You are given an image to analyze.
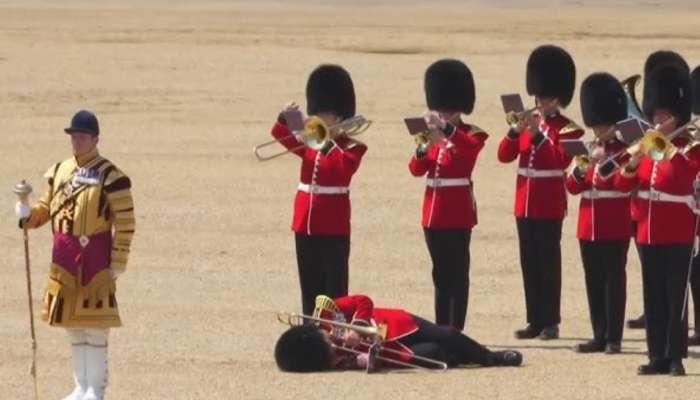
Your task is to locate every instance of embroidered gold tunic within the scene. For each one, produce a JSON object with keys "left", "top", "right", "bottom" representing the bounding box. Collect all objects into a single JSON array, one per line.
[{"left": 25, "top": 149, "right": 135, "bottom": 328}]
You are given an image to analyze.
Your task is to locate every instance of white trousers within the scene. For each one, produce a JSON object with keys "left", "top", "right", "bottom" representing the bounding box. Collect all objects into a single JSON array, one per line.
[{"left": 65, "top": 328, "right": 110, "bottom": 400}]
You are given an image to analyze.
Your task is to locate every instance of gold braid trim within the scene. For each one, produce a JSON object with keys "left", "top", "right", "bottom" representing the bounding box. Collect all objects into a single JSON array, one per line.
[{"left": 41, "top": 264, "right": 121, "bottom": 328}]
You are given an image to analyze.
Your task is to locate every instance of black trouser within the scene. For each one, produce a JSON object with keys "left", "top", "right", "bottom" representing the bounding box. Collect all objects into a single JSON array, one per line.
[
  {"left": 295, "top": 234, "right": 350, "bottom": 316},
  {"left": 515, "top": 218, "right": 562, "bottom": 327},
  {"left": 399, "top": 315, "right": 494, "bottom": 367},
  {"left": 579, "top": 240, "right": 629, "bottom": 344},
  {"left": 631, "top": 222, "right": 644, "bottom": 320},
  {"left": 423, "top": 228, "right": 471, "bottom": 330},
  {"left": 639, "top": 244, "right": 692, "bottom": 361},
  {"left": 690, "top": 250, "right": 700, "bottom": 333}
]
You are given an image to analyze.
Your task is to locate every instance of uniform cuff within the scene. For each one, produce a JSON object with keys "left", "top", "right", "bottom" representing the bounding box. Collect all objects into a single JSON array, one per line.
[
  {"left": 532, "top": 131, "right": 546, "bottom": 147},
  {"left": 441, "top": 123, "right": 456, "bottom": 137},
  {"left": 276, "top": 112, "right": 287, "bottom": 125},
  {"left": 507, "top": 129, "right": 520, "bottom": 140}
]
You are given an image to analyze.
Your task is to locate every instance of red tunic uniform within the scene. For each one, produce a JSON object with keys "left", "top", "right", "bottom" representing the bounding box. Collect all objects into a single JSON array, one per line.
[
  {"left": 566, "top": 139, "right": 632, "bottom": 241},
  {"left": 271, "top": 122, "right": 367, "bottom": 236},
  {"left": 497, "top": 113, "right": 584, "bottom": 219},
  {"left": 615, "top": 149, "right": 700, "bottom": 244},
  {"left": 408, "top": 124, "right": 488, "bottom": 229},
  {"left": 334, "top": 295, "right": 419, "bottom": 361},
  {"left": 629, "top": 136, "right": 693, "bottom": 224}
]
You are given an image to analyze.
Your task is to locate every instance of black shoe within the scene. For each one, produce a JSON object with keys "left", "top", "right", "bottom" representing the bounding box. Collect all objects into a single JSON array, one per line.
[
  {"left": 538, "top": 325, "right": 559, "bottom": 340},
  {"left": 604, "top": 343, "right": 621, "bottom": 354},
  {"left": 689, "top": 334, "right": 700, "bottom": 346},
  {"left": 627, "top": 314, "right": 645, "bottom": 329},
  {"left": 514, "top": 325, "right": 541, "bottom": 339},
  {"left": 365, "top": 343, "right": 379, "bottom": 373},
  {"left": 493, "top": 350, "right": 523, "bottom": 367},
  {"left": 574, "top": 340, "right": 605, "bottom": 353},
  {"left": 669, "top": 360, "right": 685, "bottom": 376},
  {"left": 637, "top": 360, "right": 670, "bottom": 375}
]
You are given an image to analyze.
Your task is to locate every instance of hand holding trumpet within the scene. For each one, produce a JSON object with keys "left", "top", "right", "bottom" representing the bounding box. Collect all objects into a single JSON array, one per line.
[{"left": 506, "top": 106, "right": 540, "bottom": 134}]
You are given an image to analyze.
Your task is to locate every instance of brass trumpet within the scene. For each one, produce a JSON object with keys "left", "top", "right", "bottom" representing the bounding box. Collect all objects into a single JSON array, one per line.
[
  {"left": 572, "top": 139, "right": 602, "bottom": 172},
  {"left": 254, "top": 115, "right": 372, "bottom": 161},
  {"left": 574, "top": 154, "right": 591, "bottom": 171},
  {"left": 276, "top": 311, "right": 448, "bottom": 371},
  {"left": 506, "top": 106, "right": 539, "bottom": 128},
  {"left": 415, "top": 132, "right": 430, "bottom": 153}
]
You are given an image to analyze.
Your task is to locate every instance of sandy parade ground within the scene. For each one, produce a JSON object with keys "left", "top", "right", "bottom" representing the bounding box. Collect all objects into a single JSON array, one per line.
[{"left": 1, "top": 0, "right": 700, "bottom": 398}]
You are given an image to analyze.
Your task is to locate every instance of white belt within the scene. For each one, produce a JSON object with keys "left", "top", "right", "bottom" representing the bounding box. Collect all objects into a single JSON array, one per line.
[
  {"left": 426, "top": 178, "right": 471, "bottom": 188},
  {"left": 517, "top": 168, "right": 564, "bottom": 178},
  {"left": 637, "top": 190, "right": 693, "bottom": 205},
  {"left": 297, "top": 183, "right": 349, "bottom": 195},
  {"left": 581, "top": 190, "right": 630, "bottom": 200}
]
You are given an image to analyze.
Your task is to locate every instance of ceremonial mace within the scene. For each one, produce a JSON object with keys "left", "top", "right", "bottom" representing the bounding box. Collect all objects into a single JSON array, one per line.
[{"left": 13, "top": 180, "right": 40, "bottom": 400}]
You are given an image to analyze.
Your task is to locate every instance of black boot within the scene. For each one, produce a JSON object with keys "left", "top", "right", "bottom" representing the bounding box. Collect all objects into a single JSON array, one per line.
[
  {"left": 637, "top": 359, "right": 670, "bottom": 375},
  {"left": 492, "top": 350, "right": 523, "bottom": 367},
  {"left": 688, "top": 333, "right": 700, "bottom": 346},
  {"left": 574, "top": 340, "right": 605, "bottom": 353},
  {"left": 626, "top": 314, "right": 645, "bottom": 329},
  {"left": 604, "top": 342, "right": 621, "bottom": 354},
  {"left": 669, "top": 359, "right": 685, "bottom": 376},
  {"left": 514, "top": 324, "right": 541, "bottom": 339},
  {"left": 538, "top": 325, "right": 559, "bottom": 340}
]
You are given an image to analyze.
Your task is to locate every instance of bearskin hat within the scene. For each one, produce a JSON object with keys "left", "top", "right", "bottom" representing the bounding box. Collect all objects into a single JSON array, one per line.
[
  {"left": 424, "top": 59, "right": 475, "bottom": 114},
  {"left": 643, "top": 50, "right": 689, "bottom": 78},
  {"left": 274, "top": 326, "right": 333, "bottom": 373},
  {"left": 526, "top": 45, "right": 576, "bottom": 107},
  {"left": 691, "top": 65, "right": 700, "bottom": 115},
  {"left": 306, "top": 64, "right": 356, "bottom": 120},
  {"left": 643, "top": 62, "right": 692, "bottom": 126},
  {"left": 580, "top": 73, "right": 627, "bottom": 127}
]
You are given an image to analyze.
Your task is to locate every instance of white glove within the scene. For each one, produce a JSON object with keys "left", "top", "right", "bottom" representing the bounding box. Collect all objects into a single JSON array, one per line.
[
  {"left": 110, "top": 268, "right": 124, "bottom": 280},
  {"left": 14, "top": 202, "right": 31, "bottom": 219}
]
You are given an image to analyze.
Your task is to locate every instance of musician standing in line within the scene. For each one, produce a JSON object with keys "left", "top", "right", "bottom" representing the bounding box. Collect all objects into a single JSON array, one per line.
[
  {"left": 566, "top": 73, "right": 631, "bottom": 354},
  {"left": 688, "top": 64, "right": 700, "bottom": 346},
  {"left": 627, "top": 50, "right": 691, "bottom": 330},
  {"left": 614, "top": 63, "right": 699, "bottom": 376},
  {"left": 497, "top": 45, "right": 584, "bottom": 340},
  {"left": 269, "top": 65, "right": 368, "bottom": 316},
  {"left": 408, "top": 59, "right": 488, "bottom": 330}
]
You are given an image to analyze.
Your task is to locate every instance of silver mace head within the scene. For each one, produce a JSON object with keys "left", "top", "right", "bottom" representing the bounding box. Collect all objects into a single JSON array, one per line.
[{"left": 13, "top": 180, "right": 33, "bottom": 200}]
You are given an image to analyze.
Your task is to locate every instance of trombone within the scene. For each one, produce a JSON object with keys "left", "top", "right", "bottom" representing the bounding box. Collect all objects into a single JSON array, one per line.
[
  {"left": 276, "top": 311, "right": 448, "bottom": 371},
  {"left": 636, "top": 116, "right": 700, "bottom": 161},
  {"left": 254, "top": 115, "right": 372, "bottom": 161},
  {"left": 596, "top": 117, "right": 694, "bottom": 179}
]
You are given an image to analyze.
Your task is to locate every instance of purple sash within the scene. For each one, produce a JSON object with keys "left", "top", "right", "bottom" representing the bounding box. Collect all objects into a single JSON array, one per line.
[{"left": 52, "top": 231, "right": 112, "bottom": 286}]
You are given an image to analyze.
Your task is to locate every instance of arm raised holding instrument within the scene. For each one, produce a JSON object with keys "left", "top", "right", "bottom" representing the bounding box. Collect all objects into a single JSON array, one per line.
[
  {"left": 497, "top": 45, "right": 583, "bottom": 341},
  {"left": 260, "top": 64, "right": 370, "bottom": 318},
  {"left": 406, "top": 59, "right": 488, "bottom": 331}
]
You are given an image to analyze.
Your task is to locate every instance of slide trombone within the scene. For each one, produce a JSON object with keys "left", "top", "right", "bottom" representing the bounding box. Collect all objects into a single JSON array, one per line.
[
  {"left": 636, "top": 116, "right": 700, "bottom": 161},
  {"left": 254, "top": 115, "right": 372, "bottom": 161},
  {"left": 276, "top": 311, "right": 448, "bottom": 371},
  {"left": 596, "top": 117, "right": 692, "bottom": 179}
]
